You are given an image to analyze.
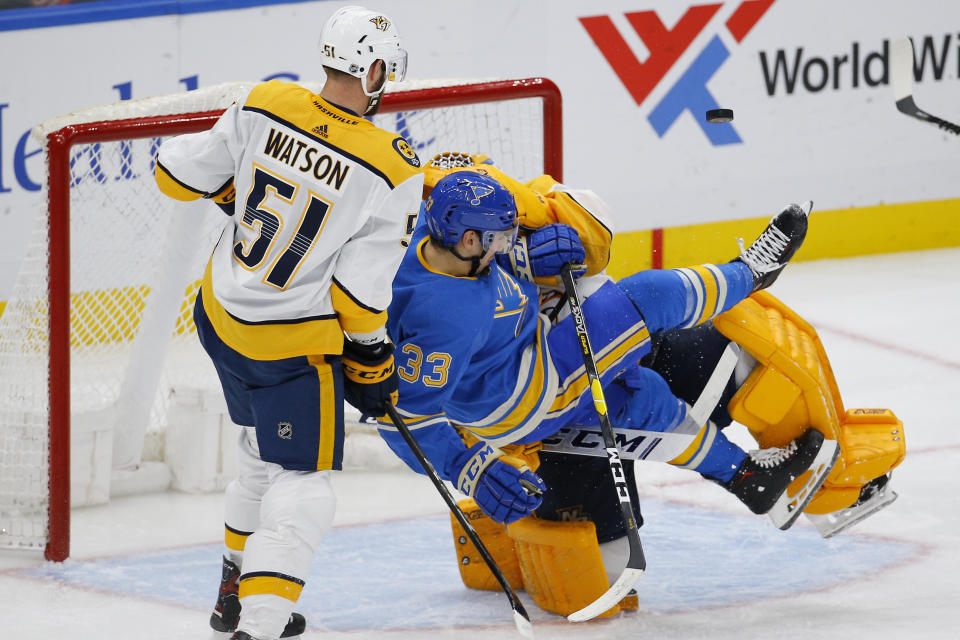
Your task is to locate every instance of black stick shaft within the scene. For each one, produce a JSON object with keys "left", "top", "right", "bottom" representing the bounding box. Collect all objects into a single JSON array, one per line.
[
  {"left": 559, "top": 265, "right": 646, "bottom": 570},
  {"left": 383, "top": 404, "right": 531, "bottom": 624}
]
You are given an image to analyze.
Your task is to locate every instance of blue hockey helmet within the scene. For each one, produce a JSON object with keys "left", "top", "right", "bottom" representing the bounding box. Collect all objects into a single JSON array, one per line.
[{"left": 424, "top": 171, "right": 518, "bottom": 254}]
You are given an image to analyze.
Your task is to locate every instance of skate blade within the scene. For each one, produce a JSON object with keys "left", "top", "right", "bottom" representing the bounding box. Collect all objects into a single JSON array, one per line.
[
  {"left": 767, "top": 438, "right": 840, "bottom": 530},
  {"left": 806, "top": 486, "right": 899, "bottom": 538}
]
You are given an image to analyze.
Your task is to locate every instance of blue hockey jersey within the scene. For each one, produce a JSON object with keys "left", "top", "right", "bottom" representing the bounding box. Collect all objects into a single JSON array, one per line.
[
  {"left": 377, "top": 222, "right": 661, "bottom": 481},
  {"left": 384, "top": 223, "right": 559, "bottom": 446}
]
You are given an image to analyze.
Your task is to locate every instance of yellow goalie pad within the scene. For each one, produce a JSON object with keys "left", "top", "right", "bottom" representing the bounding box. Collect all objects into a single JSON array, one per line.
[
  {"left": 449, "top": 502, "right": 636, "bottom": 618},
  {"left": 712, "top": 291, "right": 906, "bottom": 514},
  {"left": 508, "top": 517, "right": 628, "bottom": 618},
  {"left": 450, "top": 499, "right": 523, "bottom": 591}
]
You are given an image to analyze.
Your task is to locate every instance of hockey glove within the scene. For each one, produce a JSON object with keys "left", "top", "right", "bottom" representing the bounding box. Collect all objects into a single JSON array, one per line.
[
  {"left": 341, "top": 339, "right": 398, "bottom": 417},
  {"left": 453, "top": 441, "right": 546, "bottom": 524},
  {"left": 205, "top": 180, "right": 236, "bottom": 217},
  {"left": 526, "top": 223, "right": 586, "bottom": 278}
]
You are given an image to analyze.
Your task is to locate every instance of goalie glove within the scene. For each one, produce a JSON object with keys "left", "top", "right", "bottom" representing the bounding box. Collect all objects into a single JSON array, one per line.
[
  {"left": 341, "top": 339, "right": 398, "bottom": 417},
  {"left": 453, "top": 441, "right": 546, "bottom": 524}
]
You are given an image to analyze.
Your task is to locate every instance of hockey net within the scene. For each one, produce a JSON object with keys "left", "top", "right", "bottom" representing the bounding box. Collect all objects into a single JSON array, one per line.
[{"left": 0, "top": 78, "right": 562, "bottom": 561}]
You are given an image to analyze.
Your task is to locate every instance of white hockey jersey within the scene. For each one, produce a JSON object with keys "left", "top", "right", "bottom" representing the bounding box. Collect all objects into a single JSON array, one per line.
[{"left": 155, "top": 80, "right": 424, "bottom": 360}]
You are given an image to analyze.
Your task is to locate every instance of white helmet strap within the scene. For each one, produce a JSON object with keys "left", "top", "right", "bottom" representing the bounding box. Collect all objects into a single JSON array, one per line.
[{"left": 360, "top": 61, "right": 386, "bottom": 114}]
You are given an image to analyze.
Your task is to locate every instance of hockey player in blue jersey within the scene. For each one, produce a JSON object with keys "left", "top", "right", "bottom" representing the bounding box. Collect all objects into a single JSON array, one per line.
[
  {"left": 377, "top": 161, "right": 904, "bottom": 619},
  {"left": 376, "top": 170, "right": 825, "bottom": 520}
]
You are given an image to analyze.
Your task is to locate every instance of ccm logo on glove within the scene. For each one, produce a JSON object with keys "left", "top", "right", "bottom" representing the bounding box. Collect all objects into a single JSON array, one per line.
[{"left": 457, "top": 443, "right": 500, "bottom": 494}]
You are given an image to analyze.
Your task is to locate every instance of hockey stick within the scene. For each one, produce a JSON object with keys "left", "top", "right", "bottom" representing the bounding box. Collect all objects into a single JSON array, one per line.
[
  {"left": 559, "top": 264, "right": 645, "bottom": 623},
  {"left": 383, "top": 403, "right": 534, "bottom": 639},
  {"left": 541, "top": 342, "right": 740, "bottom": 462},
  {"left": 891, "top": 37, "right": 960, "bottom": 135}
]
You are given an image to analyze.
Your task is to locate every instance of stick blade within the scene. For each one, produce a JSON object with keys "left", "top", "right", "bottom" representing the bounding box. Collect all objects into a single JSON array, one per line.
[
  {"left": 567, "top": 567, "right": 644, "bottom": 622},
  {"left": 514, "top": 610, "right": 535, "bottom": 638},
  {"left": 890, "top": 37, "right": 915, "bottom": 101}
]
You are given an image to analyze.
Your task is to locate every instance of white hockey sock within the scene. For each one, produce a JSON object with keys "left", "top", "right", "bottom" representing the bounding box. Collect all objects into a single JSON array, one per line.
[{"left": 237, "top": 594, "right": 295, "bottom": 640}]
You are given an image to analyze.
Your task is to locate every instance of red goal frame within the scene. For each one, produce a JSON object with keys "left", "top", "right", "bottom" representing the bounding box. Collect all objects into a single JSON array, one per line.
[{"left": 41, "top": 77, "right": 562, "bottom": 561}]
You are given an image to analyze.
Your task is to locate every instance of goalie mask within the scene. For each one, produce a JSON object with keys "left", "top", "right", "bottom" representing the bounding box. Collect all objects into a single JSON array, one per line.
[
  {"left": 424, "top": 172, "right": 518, "bottom": 275},
  {"left": 319, "top": 5, "right": 408, "bottom": 114}
]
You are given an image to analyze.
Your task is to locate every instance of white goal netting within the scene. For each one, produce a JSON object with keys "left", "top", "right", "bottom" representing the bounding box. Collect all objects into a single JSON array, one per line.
[{"left": 0, "top": 78, "right": 559, "bottom": 558}]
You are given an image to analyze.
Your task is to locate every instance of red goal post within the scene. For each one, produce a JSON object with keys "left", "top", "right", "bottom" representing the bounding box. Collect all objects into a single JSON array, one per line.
[{"left": 0, "top": 78, "right": 562, "bottom": 562}]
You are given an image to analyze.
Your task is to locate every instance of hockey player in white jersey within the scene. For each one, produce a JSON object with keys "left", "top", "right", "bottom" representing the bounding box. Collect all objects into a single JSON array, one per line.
[{"left": 154, "top": 6, "right": 423, "bottom": 640}]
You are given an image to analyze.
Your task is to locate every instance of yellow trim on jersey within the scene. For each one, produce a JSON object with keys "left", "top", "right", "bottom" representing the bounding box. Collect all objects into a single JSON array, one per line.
[
  {"left": 208, "top": 178, "right": 236, "bottom": 205},
  {"left": 467, "top": 322, "right": 550, "bottom": 439},
  {"left": 238, "top": 575, "right": 304, "bottom": 602},
  {"left": 224, "top": 527, "right": 249, "bottom": 553},
  {"left": 244, "top": 80, "right": 420, "bottom": 189},
  {"left": 330, "top": 281, "right": 386, "bottom": 334},
  {"left": 549, "top": 323, "right": 651, "bottom": 415},
  {"left": 154, "top": 162, "right": 204, "bottom": 202},
  {"left": 686, "top": 265, "right": 721, "bottom": 327},
  {"left": 200, "top": 261, "right": 344, "bottom": 360},
  {"left": 668, "top": 421, "right": 717, "bottom": 469},
  {"left": 378, "top": 411, "right": 448, "bottom": 432},
  {"left": 307, "top": 354, "right": 339, "bottom": 471},
  {"left": 416, "top": 237, "right": 477, "bottom": 279}
]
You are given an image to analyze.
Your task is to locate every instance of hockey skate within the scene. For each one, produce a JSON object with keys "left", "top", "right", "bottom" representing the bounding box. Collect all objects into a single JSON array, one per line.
[
  {"left": 722, "top": 428, "right": 839, "bottom": 530},
  {"left": 805, "top": 473, "right": 899, "bottom": 538},
  {"left": 736, "top": 201, "right": 812, "bottom": 292},
  {"left": 211, "top": 557, "right": 306, "bottom": 639}
]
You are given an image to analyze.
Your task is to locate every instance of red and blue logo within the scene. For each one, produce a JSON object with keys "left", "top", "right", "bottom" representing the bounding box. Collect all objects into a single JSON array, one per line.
[{"left": 580, "top": 1, "right": 775, "bottom": 145}]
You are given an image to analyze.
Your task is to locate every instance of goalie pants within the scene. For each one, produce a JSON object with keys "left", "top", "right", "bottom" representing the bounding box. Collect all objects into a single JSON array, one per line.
[
  {"left": 535, "top": 450, "right": 642, "bottom": 544},
  {"left": 642, "top": 323, "right": 743, "bottom": 428}
]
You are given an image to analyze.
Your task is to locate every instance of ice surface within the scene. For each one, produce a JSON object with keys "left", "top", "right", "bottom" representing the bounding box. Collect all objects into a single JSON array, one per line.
[{"left": 1, "top": 248, "right": 957, "bottom": 639}]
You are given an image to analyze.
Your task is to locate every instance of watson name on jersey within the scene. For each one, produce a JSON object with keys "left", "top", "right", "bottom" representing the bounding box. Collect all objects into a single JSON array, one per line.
[{"left": 155, "top": 79, "right": 424, "bottom": 359}]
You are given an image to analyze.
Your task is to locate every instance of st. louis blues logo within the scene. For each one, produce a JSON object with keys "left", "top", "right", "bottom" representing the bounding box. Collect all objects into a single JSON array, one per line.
[
  {"left": 469, "top": 184, "right": 494, "bottom": 205},
  {"left": 369, "top": 15, "right": 391, "bottom": 31}
]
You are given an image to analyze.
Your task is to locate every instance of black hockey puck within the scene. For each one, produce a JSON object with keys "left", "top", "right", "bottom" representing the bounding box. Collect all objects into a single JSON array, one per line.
[{"left": 706, "top": 108, "right": 734, "bottom": 123}]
